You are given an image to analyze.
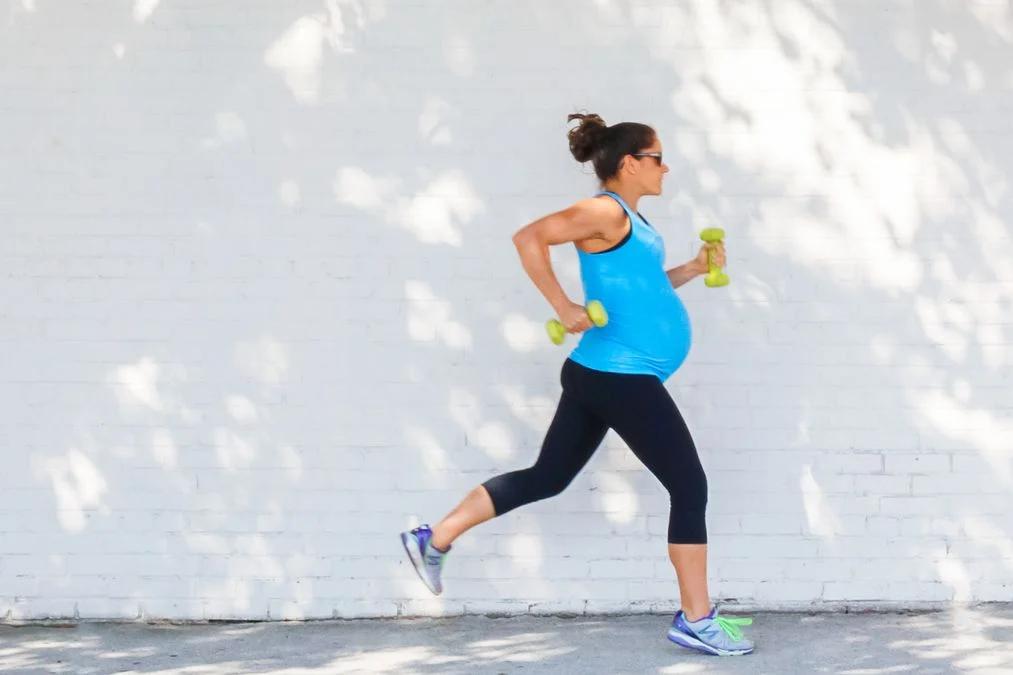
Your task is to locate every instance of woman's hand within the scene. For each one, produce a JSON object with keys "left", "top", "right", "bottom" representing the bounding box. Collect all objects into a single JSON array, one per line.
[
  {"left": 555, "top": 301, "right": 594, "bottom": 334},
  {"left": 694, "top": 240, "right": 726, "bottom": 274}
]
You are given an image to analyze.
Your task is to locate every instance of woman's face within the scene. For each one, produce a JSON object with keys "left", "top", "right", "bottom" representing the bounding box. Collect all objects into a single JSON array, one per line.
[{"left": 628, "top": 140, "right": 669, "bottom": 195}]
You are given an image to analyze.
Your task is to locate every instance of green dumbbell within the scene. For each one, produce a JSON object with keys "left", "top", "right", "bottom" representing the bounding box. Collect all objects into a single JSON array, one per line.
[
  {"left": 700, "top": 227, "right": 730, "bottom": 288},
  {"left": 546, "top": 300, "right": 608, "bottom": 345}
]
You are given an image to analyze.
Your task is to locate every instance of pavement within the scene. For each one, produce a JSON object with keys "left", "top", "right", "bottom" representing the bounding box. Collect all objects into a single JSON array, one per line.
[{"left": 1, "top": 604, "right": 1012, "bottom": 674}]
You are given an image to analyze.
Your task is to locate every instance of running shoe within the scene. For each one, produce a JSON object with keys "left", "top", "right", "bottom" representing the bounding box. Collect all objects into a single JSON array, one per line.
[
  {"left": 667, "top": 605, "right": 755, "bottom": 656},
  {"left": 399, "top": 524, "right": 450, "bottom": 595}
]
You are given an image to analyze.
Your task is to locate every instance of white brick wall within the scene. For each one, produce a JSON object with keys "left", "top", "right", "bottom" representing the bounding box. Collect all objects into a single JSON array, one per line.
[{"left": 2, "top": 0, "right": 1012, "bottom": 620}]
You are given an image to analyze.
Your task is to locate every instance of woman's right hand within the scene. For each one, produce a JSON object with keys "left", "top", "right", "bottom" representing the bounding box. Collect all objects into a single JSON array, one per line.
[{"left": 556, "top": 301, "right": 593, "bottom": 334}]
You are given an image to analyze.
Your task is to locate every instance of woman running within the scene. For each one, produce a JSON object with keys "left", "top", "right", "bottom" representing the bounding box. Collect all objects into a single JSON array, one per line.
[{"left": 400, "top": 112, "right": 755, "bottom": 657}]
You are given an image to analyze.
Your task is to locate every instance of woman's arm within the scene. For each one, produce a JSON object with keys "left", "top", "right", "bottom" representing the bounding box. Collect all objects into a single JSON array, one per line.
[
  {"left": 511, "top": 197, "right": 621, "bottom": 313},
  {"left": 512, "top": 197, "right": 624, "bottom": 331},
  {"left": 666, "top": 261, "right": 706, "bottom": 289},
  {"left": 667, "top": 240, "right": 726, "bottom": 288}
]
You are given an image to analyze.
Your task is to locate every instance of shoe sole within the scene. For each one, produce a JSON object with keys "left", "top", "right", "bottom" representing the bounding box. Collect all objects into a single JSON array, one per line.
[
  {"left": 667, "top": 628, "right": 753, "bottom": 656},
  {"left": 400, "top": 532, "right": 441, "bottom": 595}
]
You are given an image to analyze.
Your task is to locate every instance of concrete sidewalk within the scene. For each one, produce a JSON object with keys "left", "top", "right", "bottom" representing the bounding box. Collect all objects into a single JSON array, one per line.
[{"left": 1, "top": 604, "right": 1011, "bottom": 674}]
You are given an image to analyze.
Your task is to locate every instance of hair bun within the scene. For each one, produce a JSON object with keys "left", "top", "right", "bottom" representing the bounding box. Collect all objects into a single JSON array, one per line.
[{"left": 567, "top": 113, "right": 607, "bottom": 163}]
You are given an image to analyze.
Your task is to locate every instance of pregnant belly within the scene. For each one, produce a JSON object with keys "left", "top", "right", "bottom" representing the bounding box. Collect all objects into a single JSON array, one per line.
[{"left": 606, "top": 296, "right": 692, "bottom": 362}]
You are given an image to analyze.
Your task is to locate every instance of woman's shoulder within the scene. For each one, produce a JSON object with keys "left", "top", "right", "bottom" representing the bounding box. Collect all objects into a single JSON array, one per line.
[
  {"left": 570, "top": 195, "right": 632, "bottom": 254},
  {"left": 564, "top": 194, "right": 627, "bottom": 224}
]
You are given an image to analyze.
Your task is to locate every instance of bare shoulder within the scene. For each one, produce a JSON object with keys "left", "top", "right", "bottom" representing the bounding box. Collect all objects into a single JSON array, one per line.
[
  {"left": 562, "top": 194, "right": 627, "bottom": 225},
  {"left": 513, "top": 193, "right": 628, "bottom": 248},
  {"left": 567, "top": 195, "right": 630, "bottom": 253}
]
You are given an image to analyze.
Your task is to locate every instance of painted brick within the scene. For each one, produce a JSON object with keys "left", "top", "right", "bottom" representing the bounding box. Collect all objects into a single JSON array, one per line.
[{"left": 2, "top": 0, "right": 1011, "bottom": 622}]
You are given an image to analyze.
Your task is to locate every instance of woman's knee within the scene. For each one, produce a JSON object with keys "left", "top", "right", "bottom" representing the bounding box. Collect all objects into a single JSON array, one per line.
[
  {"left": 523, "top": 466, "right": 571, "bottom": 500},
  {"left": 483, "top": 466, "right": 571, "bottom": 512},
  {"left": 666, "top": 466, "right": 708, "bottom": 510},
  {"left": 668, "top": 472, "right": 708, "bottom": 544}
]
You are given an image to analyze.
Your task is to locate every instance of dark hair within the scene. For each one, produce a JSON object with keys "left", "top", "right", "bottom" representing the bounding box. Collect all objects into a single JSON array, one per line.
[{"left": 567, "top": 113, "right": 656, "bottom": 182}]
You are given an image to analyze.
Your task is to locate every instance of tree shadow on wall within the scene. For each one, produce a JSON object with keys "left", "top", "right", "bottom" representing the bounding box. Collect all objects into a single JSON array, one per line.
[{"left": 2, "top": 0, "right": 1010, "bottom": 643}]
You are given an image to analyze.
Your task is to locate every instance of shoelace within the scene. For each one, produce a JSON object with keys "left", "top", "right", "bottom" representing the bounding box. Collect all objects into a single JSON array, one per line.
[{"left": 713, "top": 615, "right": 753, "bottom": 642}]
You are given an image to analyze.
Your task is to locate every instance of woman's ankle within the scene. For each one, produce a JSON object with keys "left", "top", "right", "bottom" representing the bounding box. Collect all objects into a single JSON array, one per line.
[
  {"left": 682, "top": 604, "right": 713, "bottom": 622},
  {"left": 429, "top": 525, "right": 453, "bottom": 552}
]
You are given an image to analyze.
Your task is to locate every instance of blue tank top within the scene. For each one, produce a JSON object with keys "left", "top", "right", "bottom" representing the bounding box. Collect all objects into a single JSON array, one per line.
[{"left": 568, "top": 191, "right": 692, "bottom": 382}]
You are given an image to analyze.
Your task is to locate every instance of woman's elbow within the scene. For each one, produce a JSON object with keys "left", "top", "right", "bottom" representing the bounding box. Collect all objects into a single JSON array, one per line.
[{"left": 512, "top": 228, "right": 535, "bottom": 248}]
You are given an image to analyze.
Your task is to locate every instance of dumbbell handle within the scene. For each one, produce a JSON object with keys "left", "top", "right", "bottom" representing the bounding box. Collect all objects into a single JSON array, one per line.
[
  {"left": 699, "top": 227, "right": 730, "bottom": 288},
  {"left": 546, "top": 300, "right": 608, "bottom": 345}
]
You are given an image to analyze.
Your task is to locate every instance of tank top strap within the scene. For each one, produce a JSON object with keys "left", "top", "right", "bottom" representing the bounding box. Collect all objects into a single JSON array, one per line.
[{"left": 596, "top": 191, "right": 638, "bottom": 223}]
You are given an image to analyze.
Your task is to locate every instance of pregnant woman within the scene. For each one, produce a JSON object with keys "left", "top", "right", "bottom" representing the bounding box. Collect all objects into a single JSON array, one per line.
[{"left": 400, "top": 113, "right": 754, "bottom": 657}]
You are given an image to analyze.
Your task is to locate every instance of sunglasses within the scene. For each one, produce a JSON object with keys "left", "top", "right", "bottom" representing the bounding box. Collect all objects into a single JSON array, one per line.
[{"left": 632, "top": 152, "right": 663, "bottom": 165}]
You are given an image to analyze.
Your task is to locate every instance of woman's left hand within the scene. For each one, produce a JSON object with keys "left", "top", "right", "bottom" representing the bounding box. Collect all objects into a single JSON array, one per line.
[{"left": 694, "top": 241, "right": 726, "bottom": 273}]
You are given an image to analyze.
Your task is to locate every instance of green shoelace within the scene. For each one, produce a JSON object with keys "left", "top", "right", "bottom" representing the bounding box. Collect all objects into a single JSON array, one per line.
[{"left": 713, "top": 615, "right": 753, "bottom": 641}]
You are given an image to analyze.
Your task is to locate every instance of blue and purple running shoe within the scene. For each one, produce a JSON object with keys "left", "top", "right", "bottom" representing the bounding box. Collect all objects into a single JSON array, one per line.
[
  {"left": 667, "top": 605, "right": 755, "bottom": 656},
  {"left": 399, "top": 524, "right": 450, "bottom": 595}
]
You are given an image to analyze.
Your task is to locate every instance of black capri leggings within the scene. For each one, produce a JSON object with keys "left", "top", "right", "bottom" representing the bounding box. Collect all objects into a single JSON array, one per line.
[{"left": 482, "top": 358, "right": 708, "bottom": 544}]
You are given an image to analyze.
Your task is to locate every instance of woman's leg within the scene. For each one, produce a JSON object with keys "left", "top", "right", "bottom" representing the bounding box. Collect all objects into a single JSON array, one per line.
[
  {"left": 590, "top": 372, "right": 712, "bottom": 621},
  {"left": 429, "top": 484, "right": 495, "bottom": 551},
  {"left": 668, "top": 543, "right": 710, "bottom": 622},
  {"left": 431, "top": 383, "right": 608, "bottom": 551}
]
